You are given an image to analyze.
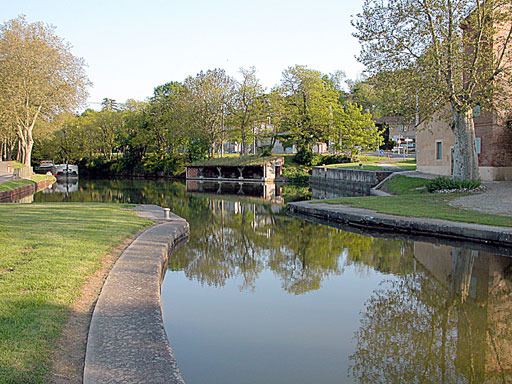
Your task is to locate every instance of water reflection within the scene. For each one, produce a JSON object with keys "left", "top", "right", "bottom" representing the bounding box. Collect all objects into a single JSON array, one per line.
[
  {"left": 170, "top": 197, "right": 413, "bottom": 294},
  {"left": 186, "top": 180, "right": 284, "bottom": 204},
  {"left": 42, "top": 179, "right": 79, "bottom": 194},
  {"left": 350, "top": 243, "right": 512, "bottom": 384},
  {"left": 33, "top": 178, "right": 512, "bottom": 383}
]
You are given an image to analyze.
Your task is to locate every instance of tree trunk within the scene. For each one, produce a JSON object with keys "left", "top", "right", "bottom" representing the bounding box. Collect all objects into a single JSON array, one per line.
[
  {"left": 452, "top": 108, "right": 480, "bottom": 180},
  {"left": 23, "top": 127, "right": 34, "bottom": 166}
]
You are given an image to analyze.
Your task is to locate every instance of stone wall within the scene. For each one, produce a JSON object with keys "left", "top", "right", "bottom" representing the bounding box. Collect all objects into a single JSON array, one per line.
[{"left": 310, "top": 167, "right": 393, "bottom": 194}]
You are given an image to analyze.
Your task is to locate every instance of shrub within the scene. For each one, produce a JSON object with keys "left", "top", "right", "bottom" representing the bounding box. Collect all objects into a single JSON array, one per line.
[
  {"left": 294, "top": 147, "right": 314, "bottom": 166},
  {"left": 426, "top": 176, "right": 481, "bottom": 192},
  {"left": 283, "top": 166, "right": 310, "bottom": 184},
  {"left": 320, "top": 154, "right": 352, "bottom": 165}
]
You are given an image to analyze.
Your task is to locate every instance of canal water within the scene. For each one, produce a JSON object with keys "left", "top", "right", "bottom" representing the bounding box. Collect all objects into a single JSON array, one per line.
[{"left": 35, "top": 180, "right": 512, "bottom": 383}]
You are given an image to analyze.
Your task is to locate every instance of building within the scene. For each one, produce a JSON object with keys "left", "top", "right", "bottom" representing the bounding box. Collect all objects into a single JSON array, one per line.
[
  {"left": 416, "top": 107, "right": 512, "bottom": 180},
  {"left": 416, "top": 8, "right": 512, "bottom": 180},
  {"left": 376, "top": 116, "right": 417, "bottom": 151}
]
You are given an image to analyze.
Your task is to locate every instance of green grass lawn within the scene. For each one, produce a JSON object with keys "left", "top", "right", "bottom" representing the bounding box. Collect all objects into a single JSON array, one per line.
[
  {"left": 190, "top": 155, "right": 282, "bottom": 166},
  {"left": 325, "top": 156, "right": 416, "bottom": 171},
  {"left": 0, "top": 203, "right": 150, "bottom": 383},
  {"left": 381, "top": 175, "right": 430, "bottom": 195},
  {"left": 0, "top": 175, "right": 55, "bottom": 193},
  {"left": 317, "top": 194, "right": 512, "bottom": 227}
]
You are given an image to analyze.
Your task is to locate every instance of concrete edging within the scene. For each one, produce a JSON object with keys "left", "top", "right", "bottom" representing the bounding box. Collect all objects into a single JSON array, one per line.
[
  {"left": 83, "top": 205, "right": 189, "bottom": 384},
  {"left": 287, "top": 200, "right": 512, "bottom": 247}
]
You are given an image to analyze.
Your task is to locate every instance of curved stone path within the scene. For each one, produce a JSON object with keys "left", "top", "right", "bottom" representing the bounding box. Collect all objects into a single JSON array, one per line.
[{"left": 84, "top": 205, "right": 189, "bottom": 384}]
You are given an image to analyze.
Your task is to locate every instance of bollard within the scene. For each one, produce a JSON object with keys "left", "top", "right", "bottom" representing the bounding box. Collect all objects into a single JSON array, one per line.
[{"left": 163, "top": 208, "right": 170, "bottom": 220}]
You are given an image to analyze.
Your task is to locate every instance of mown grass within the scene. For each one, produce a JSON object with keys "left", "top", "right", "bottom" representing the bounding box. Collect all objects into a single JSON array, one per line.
[
  {"left": 190, "top": 155, "right": 282, "bottom": 166},
  {"left": 0, "top": 203, "right": 150, "bottom": 383},
  {"left": 317, "top": 194, "right": 512, "bottom": 227},
  {"left": 0, "top": 175, "right": 55, "bottom": 193},
  {"left": 382, "top": 175, "right": 430, "bottom": 195},
  {"left": 325, "top": 156, "right": 416, "bottom": 171}
]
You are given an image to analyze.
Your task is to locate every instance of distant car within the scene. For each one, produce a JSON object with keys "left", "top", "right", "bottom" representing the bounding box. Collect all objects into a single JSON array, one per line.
[{"left": 391, "top": 147, "right": 399, "bottom": 153}]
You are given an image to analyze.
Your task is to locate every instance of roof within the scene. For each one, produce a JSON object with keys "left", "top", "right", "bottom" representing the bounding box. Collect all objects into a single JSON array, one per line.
[{"left": 189, "top": 155, "right": 284, "bottom": 167}]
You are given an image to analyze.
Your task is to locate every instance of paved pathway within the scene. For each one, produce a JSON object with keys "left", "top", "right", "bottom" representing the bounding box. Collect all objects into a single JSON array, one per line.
[
  {"left": 0, "top": 172, "right": 13, "bottom": 183},
  {"left": 84, "top": 205, "right": 189, "bottom": 384},
  {"left": 451, "top": 181, "right": 512, "bottom": 216}
]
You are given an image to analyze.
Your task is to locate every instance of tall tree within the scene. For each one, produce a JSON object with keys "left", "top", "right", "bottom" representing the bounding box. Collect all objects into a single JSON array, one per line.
[
  {"left": 278, "top": 65, "right": 339, "bottom": 150},
  {"left": 229, "top": 67, "right": 265, "bottom": 155},
  {"left": 0, "top": 15, "right": 90, "bottom": 166},
  {"left": 354, "top": 0, "right": 512, "bottom": 180},
  {"left": 182, "top": 69, "right": 234, "bottom": 157},
  {"left": 147, "top": 81, "right": 187, "bottom": 155}
]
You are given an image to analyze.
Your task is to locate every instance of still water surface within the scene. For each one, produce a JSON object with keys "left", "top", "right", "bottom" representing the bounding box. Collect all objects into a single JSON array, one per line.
[{"left": 36, "top": 180, "right": 512, "bottom": 383}]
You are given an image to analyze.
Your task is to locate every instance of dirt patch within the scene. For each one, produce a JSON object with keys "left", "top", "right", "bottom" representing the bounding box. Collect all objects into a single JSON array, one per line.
[{"left": 47, "top": 226, "right": 152, "bottom": 384}]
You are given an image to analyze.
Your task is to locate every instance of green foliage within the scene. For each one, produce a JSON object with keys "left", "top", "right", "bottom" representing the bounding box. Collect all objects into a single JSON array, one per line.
[
  {"left": 278, "top": 65, "right": 339, "bottom": 149},
  {"left": 283, "top": 165, "right": 310, "bottom": 184},
  {"left": 426, "top": 177, "right": 481, "bottom": 192},
  {"left": 143, "top": 152, "right": 186, "bottom": 175},
  {"left": 293, "top": 147, "right": 314, "bottom": 166}
]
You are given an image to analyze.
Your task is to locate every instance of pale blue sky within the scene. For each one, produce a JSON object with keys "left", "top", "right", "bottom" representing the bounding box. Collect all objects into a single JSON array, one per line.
[{"left": 3, "top": 0, "right": 365, "bottom": 108}]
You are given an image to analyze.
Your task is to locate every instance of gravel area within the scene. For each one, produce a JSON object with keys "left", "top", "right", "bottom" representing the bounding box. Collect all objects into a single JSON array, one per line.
[{"left": 450, "top": 181, "right": 512, "bottom": 216}]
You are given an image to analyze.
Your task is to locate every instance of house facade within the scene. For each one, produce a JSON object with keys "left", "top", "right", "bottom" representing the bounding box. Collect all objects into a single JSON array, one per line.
[
  {"left": 376, "top": 116, "right": 417, "bottom": 150},
  {"left": 416, "top": 108, "right": 512, "bottom": 180}
]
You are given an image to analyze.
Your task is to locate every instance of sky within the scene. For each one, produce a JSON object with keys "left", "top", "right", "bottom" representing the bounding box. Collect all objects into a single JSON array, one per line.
[{"left": 2, "top": 0, "right": 366, "bottom": 109}]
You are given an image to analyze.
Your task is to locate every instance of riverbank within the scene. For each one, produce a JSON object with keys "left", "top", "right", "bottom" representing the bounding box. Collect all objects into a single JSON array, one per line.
[
  {"left": 0, "top": 174, "right": 56, "bottom": 202},
  {"left": 84, "top": 205, "right": 189, "bottom": 384},
  {"left": 288, "top": 181, "right": 512, "bottom": 247},
  {"left": 0, "top": 203, "right": 150, "bottom": 383}
]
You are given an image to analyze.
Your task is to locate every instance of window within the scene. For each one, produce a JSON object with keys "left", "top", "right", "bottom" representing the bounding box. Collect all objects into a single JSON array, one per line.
[
  {"left": 473, "top": 105, "right": 481, "bottom": 117},
  {"left": 436, "top": 141, "right": 443, "bottom": 160},
  {"left": 475, "top": 137, "right": 481, "bottom": 154}
]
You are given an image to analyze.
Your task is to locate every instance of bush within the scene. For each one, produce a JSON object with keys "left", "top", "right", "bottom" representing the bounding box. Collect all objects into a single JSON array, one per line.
[
  {"left": 294, "top": 147, "right": 314, "bottom": 166},
  {"left": 319, "top": 154, "right": 352, "bottom": 165},
  {"left": 426, "top": 176, "right": 481, "bottom": 192},
  {"left": 283, "top": 166, "right": 310, "bottom": 184}
]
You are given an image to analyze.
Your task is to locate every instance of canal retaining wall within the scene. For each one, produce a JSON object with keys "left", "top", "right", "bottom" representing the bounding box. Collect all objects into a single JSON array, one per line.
[
  {"left": 84, "top": 205, "right": 189, "bottom": 384},
  {"left": 287, "top": 200, "right": 512, "bottom": 248},
  {"left": 0, "top": 177, "right": 55, "bottom": 203},
  {"left": 310, "top": 167, "right": 393, "bottom": 194}
]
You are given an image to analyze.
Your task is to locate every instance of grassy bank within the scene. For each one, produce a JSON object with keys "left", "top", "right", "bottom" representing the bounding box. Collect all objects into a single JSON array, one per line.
[
  {"left": 0, "top": 203, "right": 150, "bottom": 383},
  {"left": 318, "top": 194, "right": 512, "bottom": 227},
  {"left": 326, "top": 156, "right": 416, "bottom": 171},
  {"left": 0, "top": 174, "right": 56, "bottom": 193}
]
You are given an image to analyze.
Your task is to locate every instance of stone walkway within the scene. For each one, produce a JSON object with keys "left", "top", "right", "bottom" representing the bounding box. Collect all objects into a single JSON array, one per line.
[{"left": 83, "top": 205, "right": 189, "bottom": 384}]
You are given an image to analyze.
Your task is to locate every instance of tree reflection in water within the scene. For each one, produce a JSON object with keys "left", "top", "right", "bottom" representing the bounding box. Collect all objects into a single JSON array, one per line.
[
  {"left": 36, "top": 179, "right": 512, "bottom": 383},
  {"left": 349, "top": 245, "right": 512, "bottom": 384},
  {"left": 169, "top": 196, "right": 414, "bottom": 294}
]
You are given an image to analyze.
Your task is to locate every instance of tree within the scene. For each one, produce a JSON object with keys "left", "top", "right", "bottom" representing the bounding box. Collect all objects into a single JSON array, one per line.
[
  {"left": 229, "top": 67, "right": 265, "bottom": 155},
  {"left": 0, "top": 15, "right": 90, "bottom": 166},
  {"left": 353, "top": 0, "right": 512, "bottom": 179},
  {"left": 277, "top": 65, "right": 338, "bottom": 150},
  {"left": 147, "top": 81, "right": 187, "bottom": 155},
  {"left": 331, "top": 102, "right": 382, "bottom": 157},
  {"left": 182, "top": 69, "right": 235, "bottom": 158}
]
